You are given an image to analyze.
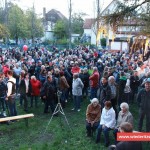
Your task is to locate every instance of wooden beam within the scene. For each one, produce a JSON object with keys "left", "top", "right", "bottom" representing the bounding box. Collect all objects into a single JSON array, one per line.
[{"left": 0, "top": 114, "right": 34, "bottom": 122}]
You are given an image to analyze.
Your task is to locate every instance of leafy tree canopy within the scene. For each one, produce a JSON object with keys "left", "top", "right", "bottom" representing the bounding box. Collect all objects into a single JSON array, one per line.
[
  {"left": 0, "top": 24, "right": 9, "bottom": 38},
  {"left": 71, "top": 12, "right": 86, "bottom": 35},
  {"left": 25, "top": 9, "right": 44, "bottom": 39},
  {"left": 7, "top": 4, "right": 28, "bottom": 43},
  {"left": 53, "top": 20, "right": 68, "bottom": 39}
]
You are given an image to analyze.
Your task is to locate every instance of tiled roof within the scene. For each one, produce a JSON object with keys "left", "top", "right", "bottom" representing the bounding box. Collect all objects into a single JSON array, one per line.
[
  {"left": 45, "top": 9, "right": 67, "bottom": 23},
  {"left": 83, "top": 18, "right": 95, "bottom": 29}
]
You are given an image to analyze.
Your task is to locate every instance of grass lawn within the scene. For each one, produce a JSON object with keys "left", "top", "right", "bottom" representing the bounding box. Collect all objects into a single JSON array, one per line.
[{"left": 0, "top": 98, "right": 149, "bottom": 150}]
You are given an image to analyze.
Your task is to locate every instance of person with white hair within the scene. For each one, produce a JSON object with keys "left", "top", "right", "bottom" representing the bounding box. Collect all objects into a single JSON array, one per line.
[
  {"left": 30, "top": 76, "right": 41, "bottom": 107},
  {"left": 72, "top": 73, "right": 84, "bottom": 112},
  {"left": 108, "top": 76, "right": 118, "bottom": 119},
  {"left": 113, "top": 102, "right": 133, "bottom": 142},
  {"left": 86, "top": 98, "right": 101, "bottom": 137}
]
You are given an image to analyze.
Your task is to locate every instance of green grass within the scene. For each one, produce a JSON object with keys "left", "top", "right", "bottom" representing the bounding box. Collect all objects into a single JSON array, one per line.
[{"left": 0, "top": 98, "right": 149, "bottom": 150}]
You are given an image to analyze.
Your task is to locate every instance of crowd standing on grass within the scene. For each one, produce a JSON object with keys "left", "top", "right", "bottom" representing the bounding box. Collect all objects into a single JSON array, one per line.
[{"left": 0, "top": 45, "right": 150, "bottom": 149}]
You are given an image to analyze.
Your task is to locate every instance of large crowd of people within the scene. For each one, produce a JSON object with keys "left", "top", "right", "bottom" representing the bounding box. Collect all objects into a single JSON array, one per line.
[{"left": 0, "top": 45, "right": 150, "bottom": 149}]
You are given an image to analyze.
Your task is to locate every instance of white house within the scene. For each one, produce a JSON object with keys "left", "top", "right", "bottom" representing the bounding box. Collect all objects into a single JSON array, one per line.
[
  {"left": 81, "top": 18, "right": 96, "bottom": 45},
  {"left": 42, "top": 8, "right": 67, "bottom": 42},
  {"left": 83, "top": 0, "right": 147, "bottom": 51}
]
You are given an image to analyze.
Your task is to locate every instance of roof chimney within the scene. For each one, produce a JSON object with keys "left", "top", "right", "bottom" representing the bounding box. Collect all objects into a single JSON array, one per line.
[{"left": 43, "top": 7, "right": 46, "bottom": 18}]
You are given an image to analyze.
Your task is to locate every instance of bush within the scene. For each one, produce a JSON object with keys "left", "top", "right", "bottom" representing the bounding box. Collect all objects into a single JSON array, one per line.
[
  {"left": 100, "top": 38, "right": 106, "bottom": 48},
  {"left": 57, "top": 38, "right": 68, "bottom": 45},
  {"left": 42, "top": 39, "right": 53, "bottom": 45}
]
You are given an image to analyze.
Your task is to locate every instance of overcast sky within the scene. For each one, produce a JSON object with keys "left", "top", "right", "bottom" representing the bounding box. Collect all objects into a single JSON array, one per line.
[{"left": 11, "top": 0, "right": 112, "bottom": 18}]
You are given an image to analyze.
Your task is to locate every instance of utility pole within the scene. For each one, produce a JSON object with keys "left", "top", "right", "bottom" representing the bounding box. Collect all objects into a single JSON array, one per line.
[
  {"left": 31, "top": 2, "right": 35, "bottom": 44},
  {"left": 5, "top": 0, "right": 8, "bottom": 25},
  {"left": 4, "top": 0, "right": 9, "bottom": 44},
  {"left": 69, "top": 0, "right": 72, "bottom": 49},
  {"left": 96, "top": 0, "right": 100, "bottom": 46}
]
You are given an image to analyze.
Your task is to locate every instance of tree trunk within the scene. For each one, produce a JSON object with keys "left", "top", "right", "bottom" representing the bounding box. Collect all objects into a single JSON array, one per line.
[
  {"left": 15, "top": 36, "right": 18, "bottom": 45},
  {"left": 31, "top": 35, "right": 34, "bottom": 44}
]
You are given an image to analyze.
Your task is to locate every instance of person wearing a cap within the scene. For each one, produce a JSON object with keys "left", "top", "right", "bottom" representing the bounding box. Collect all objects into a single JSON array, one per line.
[
  {"left": 86, "top": 98, "right": 101, "bottom": 137},
  {"left": 137, "top": 78, "right": 150, "bottom": 132}
]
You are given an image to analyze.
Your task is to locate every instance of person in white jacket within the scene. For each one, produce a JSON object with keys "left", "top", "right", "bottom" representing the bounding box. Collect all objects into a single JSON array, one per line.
[
  {"left": 72, "top": 73, "right": 84, "bottom": 112},
  {"left": 96, "top": 101, "right": 116, "bottom": 147}
]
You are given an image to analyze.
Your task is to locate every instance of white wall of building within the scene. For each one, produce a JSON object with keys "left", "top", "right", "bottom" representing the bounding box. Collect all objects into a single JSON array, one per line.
[
  {"left": 122, "top": 42, "right": 129, "bottom": 52},
  {"left": 110, "top": 41, "right": 129, "bottom": 51},
  {"left": 41, "top": 31, "right": 54, "bottom": 41},
  {"left": 110, "top": 42, "right": 121, "bottom": 50},
  {"left": 84, "top": 29, "right": 96, "bottom": 45}
]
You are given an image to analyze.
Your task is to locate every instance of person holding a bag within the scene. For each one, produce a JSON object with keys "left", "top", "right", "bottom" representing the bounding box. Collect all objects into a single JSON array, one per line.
[{"left": 5, "top": 70, "right": 17, "bottom": 116}]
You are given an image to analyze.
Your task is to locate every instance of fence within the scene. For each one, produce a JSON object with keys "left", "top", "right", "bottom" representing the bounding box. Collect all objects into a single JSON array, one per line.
[{"left": 0, "top": 44, "right": 77, "bottom": 51}]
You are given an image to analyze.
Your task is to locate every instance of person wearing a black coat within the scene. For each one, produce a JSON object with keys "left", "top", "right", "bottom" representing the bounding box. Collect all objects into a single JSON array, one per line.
[
  {"left": 117, "top": 72, "right": 127, "bottom": 107},
  {"left": 82, "top": 68, "right": 90, "bottom": 99},
  {"left": 99, "top": 76, "right": 111, "bottom": 109},
  {"left": 130, "top": 71, "right": 140, "bottom": 103},
  {"left": 41, "top": 75, "right": 56, "bottom": 114},
  {"left": 19, "top": 72, "right": 30, "bottom": 112},
  {"left": 137, "top": 78, "right": 150, "bottom": 132},
  {"left": 108, "top": 122, "right": 142, "bottom": 150},
  {"left": 0, "top": 73, "right": 7, "bottom": 116}
]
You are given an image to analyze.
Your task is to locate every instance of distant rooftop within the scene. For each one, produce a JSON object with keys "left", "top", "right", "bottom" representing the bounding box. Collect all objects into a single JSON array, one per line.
[
  {"left": 83, "top": 18, "right": 95, "bottom": 29},
  {"left": 44, "top": 9, "right": 67, "bottom": 23}
]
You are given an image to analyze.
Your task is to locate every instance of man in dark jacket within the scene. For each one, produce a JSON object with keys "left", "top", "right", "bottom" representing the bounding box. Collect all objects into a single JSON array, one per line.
[
  {"left": 0, "top": 73, "right": 7, "bottom": 116},
  {"left": 108, "top": 122, "right": 142, "bottom": 150},
  {"left": 19, "top": 72, "right": 30, "bottom": 112},
  {"left": 130, "top": 71, "right": 140, "bottom": 103},
  {"left": 82, "top": 68, "right": 90, "bottom": 99},
  {"left": 100, "top": 76, "right": 111, "bottom": 109},
  {"left": 137, "top": 78, "right": 150, "bottom": 132},
  {"left": 117, "top": 71, "right": 127, "bottom": 107},
  {"left": 41, "top": 75, "right": 56, "bottom": 114}
]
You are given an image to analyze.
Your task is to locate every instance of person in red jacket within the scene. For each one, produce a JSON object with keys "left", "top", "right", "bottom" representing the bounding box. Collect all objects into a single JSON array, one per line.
[
  {"left": 71, "top": 61, "right": 80, "bottom": 74},
  {"left": 30, "top": 75, "right": 41, "bottom": 107},
  {"left": 2, "top": 64, "right": 10, "bottom": 77},
  {"left": 89, "top": 67, "right": 100, "bottom": 100}
]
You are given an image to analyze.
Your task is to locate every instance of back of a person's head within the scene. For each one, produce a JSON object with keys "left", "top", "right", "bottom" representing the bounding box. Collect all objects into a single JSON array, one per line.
[
  {"left": 120, "top": 71, "right": 124, "bottom": 76},
  {"left": 120, "top": 122, "right": 133, "bottom": 132},
  {"left": 7, "top": 70, "right": 13, "bottom": 76},
  {"left": 103, "top": 71, "right": 109, "bottom": 78}
]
